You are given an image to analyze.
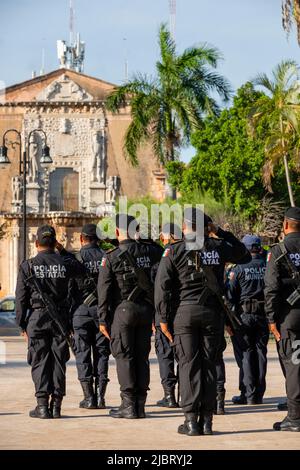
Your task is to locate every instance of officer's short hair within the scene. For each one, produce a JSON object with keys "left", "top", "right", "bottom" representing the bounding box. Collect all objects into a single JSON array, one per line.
[{"left": 36, "top": 225, "right": 56, "bottom": 248}]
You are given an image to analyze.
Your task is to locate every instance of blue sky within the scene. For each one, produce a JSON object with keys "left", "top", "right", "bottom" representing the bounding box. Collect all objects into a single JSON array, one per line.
[{"left": 1, "top": 0, "right": 300, "bottom": 161}]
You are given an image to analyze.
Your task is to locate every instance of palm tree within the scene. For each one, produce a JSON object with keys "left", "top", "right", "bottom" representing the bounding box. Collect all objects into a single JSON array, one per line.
[
  {"left": 282, "top": 0, "right": 300, "bottom": 45},
  {"left": 251, "top": 60, "right": 300, "bottom": 206},
  {"left": 106, "top": 24, "right": 231, "bottom": 176}
]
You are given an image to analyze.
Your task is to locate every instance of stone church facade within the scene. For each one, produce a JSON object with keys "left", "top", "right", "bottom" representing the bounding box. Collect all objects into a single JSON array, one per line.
[{"left": 0, "top": 68, "right": 166, "bottom": 296}]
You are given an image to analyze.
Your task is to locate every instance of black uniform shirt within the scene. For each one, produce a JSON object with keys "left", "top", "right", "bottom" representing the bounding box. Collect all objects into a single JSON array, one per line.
[
  {"left": 264, "top": 232, "right": 300, "bottom": 329},
  {"left": 155, "top": 229, "right": 250, "bottom": 324},
  {"left": 74, "top": 242, "right": 105, "bottom": 304},
  {"left": 227, "top": 254, "right": 266, "bottom": 305},
  {"left": 15, "top": 248, "right": 84, "bottom": 330},
  {"left": 97, "top": 239, "right": 163, "bottom": 326}
]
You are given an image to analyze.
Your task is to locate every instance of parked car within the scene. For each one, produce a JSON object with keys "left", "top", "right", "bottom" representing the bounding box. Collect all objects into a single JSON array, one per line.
[{"left": 0, "top": 296, "right": 20, "bottom": 336}]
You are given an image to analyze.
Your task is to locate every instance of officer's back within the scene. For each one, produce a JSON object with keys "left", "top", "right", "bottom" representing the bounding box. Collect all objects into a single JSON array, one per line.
[
  {"left": 106, "top": 238, "right": 161, "bottom": 304},
  {"left": 229, "top": 235, "right": 266, "bottom": 303},
  {"left": 16, "top": 226, "right": 83, "bottom": 328},
  {"left": 73, "top": 224, "right": 105, "bottom": 306}
]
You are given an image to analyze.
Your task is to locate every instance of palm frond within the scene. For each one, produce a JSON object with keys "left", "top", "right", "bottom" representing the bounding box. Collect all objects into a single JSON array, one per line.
[
  {"left": 252, "top": 73, "right": 275, "bottom": 94},
  {"left": 176, "top": 44, "right": 222, "bottom": 70}
]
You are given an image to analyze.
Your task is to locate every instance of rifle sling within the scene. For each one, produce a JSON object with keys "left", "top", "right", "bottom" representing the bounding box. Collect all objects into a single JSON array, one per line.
[{"left": 276, "top": 242, "right": 300, "bottom": 281}]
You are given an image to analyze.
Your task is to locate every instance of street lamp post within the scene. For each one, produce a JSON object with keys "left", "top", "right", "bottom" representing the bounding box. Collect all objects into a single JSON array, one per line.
[{"left": 0, "top": 128, "right": 52, "bottom": 260}]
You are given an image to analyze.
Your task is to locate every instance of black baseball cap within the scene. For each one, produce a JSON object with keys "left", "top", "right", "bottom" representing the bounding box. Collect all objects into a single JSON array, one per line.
[
  {"left": 81, "top": 223, "right": 99, "bottom": 239},
  {"left": 37, "top": 225, "right": 56, "bottom": 244},
  {"left": 183, "top": 207, "right": 212, "bottom": 228},
  {"left": 116, "top": 214, "right": 138, "bottom": 232},
  {"left": 285, "top": 206, "right": 300, "bottom": 222}
]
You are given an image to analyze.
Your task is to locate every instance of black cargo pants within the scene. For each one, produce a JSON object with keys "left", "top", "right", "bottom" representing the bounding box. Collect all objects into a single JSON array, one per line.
[
  {"left": 237, "top": 311, "right": 269, "bottom": 401},
  {"left": 231, "top": 332, "right": 246, "bottom": 396},
  {"left": 155, "top": 326, "right": 177, "bottom": 390},
  {"left": 277, "top": 322, "right": 300, "bottom": 420},
  {"left": 173, "top": 304, "right": 222, "bottom": 414},
  {"left": 216, "top": 319, "right": 227, "bottom": 393},
  {"left": 73, "top": 305, "right": 110, "bottom": 384},
  {"left": 26, "top": 310, "right": 70, "bottom": 399},
  {"left": 110, "top": 300, "right": 153, "bottom": 399}
]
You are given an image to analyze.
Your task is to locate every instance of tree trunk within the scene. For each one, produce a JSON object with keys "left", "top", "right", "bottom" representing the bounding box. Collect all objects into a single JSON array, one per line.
[
  {"left": 280, "top": 116, "right": 295, "bottom": 206},
  {"left": 169, "top": 144, "right": 176, "bottom": 200},
  {"left": 283, "top": 153, "right": 295, "bottom": 206}
]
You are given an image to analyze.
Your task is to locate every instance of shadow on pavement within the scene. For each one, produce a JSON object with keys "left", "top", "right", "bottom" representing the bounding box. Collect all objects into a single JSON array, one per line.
[
  {"left": 0, "top": 412, "right": 22, "bottom": 416},
  {"left": 226, "top": 408, "right": 278, "bottom": 415},
  {"left": 61, "top": 414, "right": 107, "bottom": 419},
  {"left": 213, "top": 428, "right": 274, "bottom": 435}
]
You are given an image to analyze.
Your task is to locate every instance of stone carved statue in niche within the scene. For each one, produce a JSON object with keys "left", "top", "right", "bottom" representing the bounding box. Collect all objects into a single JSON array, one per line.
[
  {"left": 12, "top": 175, "right": 22, "bottom": 202},
  {"left": 106, "top": 176, "right": 119, "bottom": 203},
  {"left": 91, "top": 131, "right": 105, "bottom": 183},
  {"left": 28, "top": 134, "right": 39, "bottom": 183}
]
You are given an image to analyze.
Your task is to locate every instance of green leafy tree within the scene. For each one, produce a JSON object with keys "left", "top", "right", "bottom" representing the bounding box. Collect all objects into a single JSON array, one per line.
[
  {"left": 251, "top": 60, "right": 300, "bottom": 206},
  {"left": 106, "top": 23, "right": 231, "bottom": 168},
  {"left": 167, "top": 82, "right": 300, "bottom": 217}
]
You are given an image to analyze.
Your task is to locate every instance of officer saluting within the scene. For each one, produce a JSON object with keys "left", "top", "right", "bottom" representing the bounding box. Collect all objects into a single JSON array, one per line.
[
  {"left": 15, "top": 225, "right": 83, "bottom": 419},
  {"left": 265, "top": 207, "right": 300, "bottom": 432},
  {"left": 72, "top": 224, "right": 110, "bottom": 409},
  {"left": 97, "top": 214, "right": 162, "bottom": 419},
  {"left": 155, "top": 208, "right": 249, "bottom": 436}
]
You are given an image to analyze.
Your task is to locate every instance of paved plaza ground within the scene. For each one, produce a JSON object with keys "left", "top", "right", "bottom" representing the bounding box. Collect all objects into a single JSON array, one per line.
[{"left": 0, "top": 336, "right": 299, "bottom": 450}]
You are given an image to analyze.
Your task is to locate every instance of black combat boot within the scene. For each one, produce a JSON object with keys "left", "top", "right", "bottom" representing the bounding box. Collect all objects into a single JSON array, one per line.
[
  {"left": 109, "top": 394, "right": 138, "bottom": 419},
  {"left": 199, "top": 411, "right": 213, "bottom": 435},
  {"left": 79, "top": 380, "right": 97, "bottom": 409},
  {"left": 95, "top": 380, "right": 108, "bottom": 409},
  {"left": 49, "top": 395, "right": 62, "bottom": 419},
  {"left": 214, "top": 390, "right": 225, "bottom": 415},
  {"left": 178, "top": 412, "right": 200, "bottom": 436},
  {"left": 137, "top": 394, "right": 147, "bottom": 418},
  {"left": 29, "top": 397, "right": 51, "bottom": 419},
  {"left": 156, "top": 387, "right": 179, "bottom": 408},
  {"left": 273, "top": 415, "right": 300, "bottom": 432},
  {"left": 232, "top": 394, "right": 247, "bottom": 405}
]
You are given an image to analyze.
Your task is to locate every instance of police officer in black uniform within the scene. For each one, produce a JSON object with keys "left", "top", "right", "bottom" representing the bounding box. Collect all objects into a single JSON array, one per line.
[
  {"left": 72, "top": 224, "right": 110, "bottom": 409},
  {"left": 155, "top": 208, "right": 249, "bottom": 436},
  {"left": 15, "top": 225, "right": 83, "bottom": 419},
  {"left": 228, "top": 235, "right": 268, "bottom": 405},
  {"left": 155, "top": 223, "right": 181, "bottom": 408},
  {"left": 97, "top": 214, "right": 162, "bottom": 419},
  {"left": 265, "top": 207, "right": 300, "bottom": 432}
]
